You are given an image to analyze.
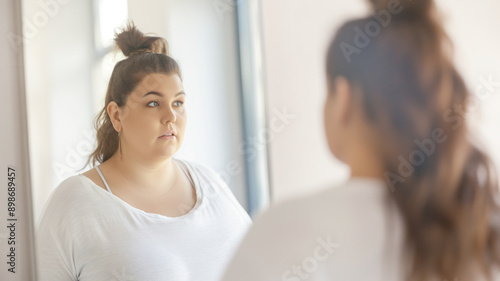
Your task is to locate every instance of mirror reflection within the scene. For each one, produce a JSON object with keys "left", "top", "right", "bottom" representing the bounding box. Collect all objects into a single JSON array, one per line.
[{"left": 24, "top": 0, "right": 255, "bottom": 280}]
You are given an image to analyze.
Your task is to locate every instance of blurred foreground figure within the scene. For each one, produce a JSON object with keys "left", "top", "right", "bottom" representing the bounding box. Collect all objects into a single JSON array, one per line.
[{"left": 222, "top": 0, "right": 500, "bottom": 280}]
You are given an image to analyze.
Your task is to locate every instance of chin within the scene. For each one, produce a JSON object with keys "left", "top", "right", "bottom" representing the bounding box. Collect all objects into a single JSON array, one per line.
[
  {"left": 158, "top": 151, "right": 176, "bottom": 158},
  {"left": 159, "top": 147, "right": 180, "bottom": 158}
]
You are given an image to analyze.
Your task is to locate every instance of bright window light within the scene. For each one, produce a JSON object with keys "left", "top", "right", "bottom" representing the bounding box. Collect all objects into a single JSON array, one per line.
[{"left": 97, "top": 0, "right": 128, "bottom": 49}]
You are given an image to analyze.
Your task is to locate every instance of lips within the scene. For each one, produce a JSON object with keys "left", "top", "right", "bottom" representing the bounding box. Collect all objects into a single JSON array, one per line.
[{"left": 159, "top": 130, "right": 176, "bottom": 138}]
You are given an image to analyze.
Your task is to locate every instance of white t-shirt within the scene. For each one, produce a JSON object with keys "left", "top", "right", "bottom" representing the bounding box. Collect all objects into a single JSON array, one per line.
[
  {"left": 222, "top": 178, "right": 500, "bottom": 281},
  {"left": 222, "top": 178, "right": 407, "bottom": 281},
  {"left": 35, "top": 158, "right": 252, "bottom": 281}
]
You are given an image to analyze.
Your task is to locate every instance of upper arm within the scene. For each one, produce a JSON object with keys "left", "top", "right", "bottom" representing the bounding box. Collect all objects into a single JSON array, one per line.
[
  {"left": 36, "top": 226, "right": 77, "bottom": 281},
  {"left": 36, "top": 181, "right": 80, "bottom": 281}
]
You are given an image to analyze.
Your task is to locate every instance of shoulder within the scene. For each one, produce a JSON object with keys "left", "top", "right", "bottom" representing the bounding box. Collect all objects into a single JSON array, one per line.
[
  {"left": 246, "top": 188, "right": 331, "bottom": 239},
  {"left": 252, "top": 179, "right": 390, "bottom": 234},
  {"left": 174, "top": 158, "right": 228, "bottom": 193},
  {"left": 235, "top": 179, "right": 391, "bottom": 252},
  {"left": 44, "top": 175, "right": 95, "bottom": 207},
  {"left": 232, "top": 187, "right": 339, "bottom": 250},
  {"left": 223, "top": 180, "right": 393, "bottom": 280},
  {"left": 174, "top": 158, "right": 251, "bottom": 219},
  {"left": 222, "top": 191, "right": 332, "bottom": 280},
  {"left": 36, "top": 175, "right": 101, "bottom": 228}
]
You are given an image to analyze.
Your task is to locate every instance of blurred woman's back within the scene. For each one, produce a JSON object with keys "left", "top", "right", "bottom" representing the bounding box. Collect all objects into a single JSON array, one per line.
[{"left": 223, "top": 0, "right": 500, "bottom": 280}]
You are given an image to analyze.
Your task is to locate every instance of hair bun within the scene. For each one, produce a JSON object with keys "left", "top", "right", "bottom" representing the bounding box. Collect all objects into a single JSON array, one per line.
[
  {"left": 368, "top": 0, "right": 434, "bottom": 19},
  {"left": 114, "top": 21, "right": 169, "bottom": 57}
]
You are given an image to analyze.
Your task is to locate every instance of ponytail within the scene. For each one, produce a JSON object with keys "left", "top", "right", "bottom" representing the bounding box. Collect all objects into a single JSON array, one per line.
[{"left": 326, "top": 0, "right": 500, "bottom": 279}]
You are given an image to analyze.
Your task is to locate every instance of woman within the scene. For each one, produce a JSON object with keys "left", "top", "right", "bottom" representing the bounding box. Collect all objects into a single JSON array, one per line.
[
  {"left": 222, "top": 0, "right": 500, "bottom": 280},
  {"left": 36, "top": 23, "right": 251, "bottom": 281}
]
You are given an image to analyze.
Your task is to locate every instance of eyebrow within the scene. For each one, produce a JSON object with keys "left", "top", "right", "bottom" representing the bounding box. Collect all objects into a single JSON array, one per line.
[{"left": 143, "top": 91, "right": 186, "bottom": 98}]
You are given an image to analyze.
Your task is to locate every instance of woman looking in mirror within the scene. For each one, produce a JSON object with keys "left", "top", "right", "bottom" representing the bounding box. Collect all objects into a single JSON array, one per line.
[
  {"left": 36, "top": 22, "right": 251, "bottom": 281},
  {"left": 222, "top": 0, "right": 500, "bottom": 280}
]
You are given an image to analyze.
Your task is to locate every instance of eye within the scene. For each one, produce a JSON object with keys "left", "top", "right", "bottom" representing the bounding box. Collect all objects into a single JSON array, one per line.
[
  {"left": 147, "top": 101, "right": 160, "bottom": 107},
  {"left": 173, "top": 101, "right": 184, "bottom": 107}
]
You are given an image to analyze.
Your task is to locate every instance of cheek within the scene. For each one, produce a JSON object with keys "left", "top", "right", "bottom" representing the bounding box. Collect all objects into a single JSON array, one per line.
[
  {"left": 323, "top": 98, "right": 340, "bottom": 155},
  {"left": 175, "top": 110, "right": 187, "bottom": 136},
  {"left": 122, "top": 110, "right": 158, "bottom": 140},
  {"left": 129, "top": 113, "right": 154, "bottom": 130},
  {"left": 323, "top": 99, "right": 335, "bottom": 139}
]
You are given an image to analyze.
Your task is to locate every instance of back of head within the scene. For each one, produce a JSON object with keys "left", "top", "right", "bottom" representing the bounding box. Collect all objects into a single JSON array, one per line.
[
  {"left": 326, "top": 0, "right": 500, "bottom": 280},
  {"left": 87, "top": 22, "right": 181, "bottom": 166}
]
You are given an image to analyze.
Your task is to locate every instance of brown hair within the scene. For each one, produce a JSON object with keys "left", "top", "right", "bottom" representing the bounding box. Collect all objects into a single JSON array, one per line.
[
  {"left": 86, "top": 22, "right": 182, "bottom": 167},
  {"left": 326, "top": 0, "right": 500, "bottom": 280}
]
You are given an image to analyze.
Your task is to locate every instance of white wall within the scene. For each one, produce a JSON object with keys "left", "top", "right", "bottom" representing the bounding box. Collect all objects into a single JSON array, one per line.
[
  {"left": 436, "top": 0, "right": 500, "bottom": 175},
  {"left": 260, "top": 0, "right": 368, "bottom": 203},
  {"left": 260, "top": 0, "right": 500, "bottom": 203},
  {"left": 0, "top": 0, "right": 36, "bottom": 279},
  {"left": 23, "top": 0, "right": 94, "bottom": 225}
]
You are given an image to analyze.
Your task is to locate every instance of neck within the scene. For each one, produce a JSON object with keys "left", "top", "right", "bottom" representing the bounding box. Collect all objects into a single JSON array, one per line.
[
  {"left": 105, "top": 150, "right": 177, "bottom": 194},
  {"left": 345, "top": 140, "right": 386, "bottom": 182}
]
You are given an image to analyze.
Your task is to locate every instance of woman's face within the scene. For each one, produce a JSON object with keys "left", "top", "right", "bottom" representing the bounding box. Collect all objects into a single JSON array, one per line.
[
  {"left": 324, "top": 76, "right": 377, "bottom": 165},
  {"left": 110, "top": 73, "right": 187, "bottom": 162},
  {"left": 323, "top": 92, "right": 343, "bottom": 161},
  {"left": 323, "top": 76, "right": 350, "bottom": 163}
]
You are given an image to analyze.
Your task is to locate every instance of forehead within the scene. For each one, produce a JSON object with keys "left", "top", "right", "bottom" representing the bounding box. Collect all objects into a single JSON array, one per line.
[{"left": 131, "top": 73, "right": 183, "bottom": 98}]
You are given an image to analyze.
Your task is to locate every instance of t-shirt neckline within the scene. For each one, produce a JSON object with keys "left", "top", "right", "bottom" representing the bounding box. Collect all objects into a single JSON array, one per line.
[{"left": 78, "top": 158, "right": 203, "bottom": 220}]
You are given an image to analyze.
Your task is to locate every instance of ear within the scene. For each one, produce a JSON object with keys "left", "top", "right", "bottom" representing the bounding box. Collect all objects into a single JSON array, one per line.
[
  {"left": 107, "top": 101, "right": 122, "bottom": 132},
  {"left": 332, "top": 76, "right": 353, "bottom": 126}
]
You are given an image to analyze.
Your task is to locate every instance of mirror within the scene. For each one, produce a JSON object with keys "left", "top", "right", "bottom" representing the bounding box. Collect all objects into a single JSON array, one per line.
[
  {"left": 23, "top": 0, "right": 270, "bottom": 225},
  {"left": 21, "top": 0, "right": 269, "bottom": 279}
]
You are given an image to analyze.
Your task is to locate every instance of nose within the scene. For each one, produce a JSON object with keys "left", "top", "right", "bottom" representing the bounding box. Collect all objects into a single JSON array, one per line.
[{"left": 161, "top": 105, "right": 176, "bottom": 125}]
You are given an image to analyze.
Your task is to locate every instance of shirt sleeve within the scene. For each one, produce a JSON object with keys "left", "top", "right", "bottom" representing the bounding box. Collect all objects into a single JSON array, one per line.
[
  {"left": 189, "top": 160, "right": 253, "bottom": 225},
  {"left": 36, "top": 180, "right": 79, "bottom": 281}
]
